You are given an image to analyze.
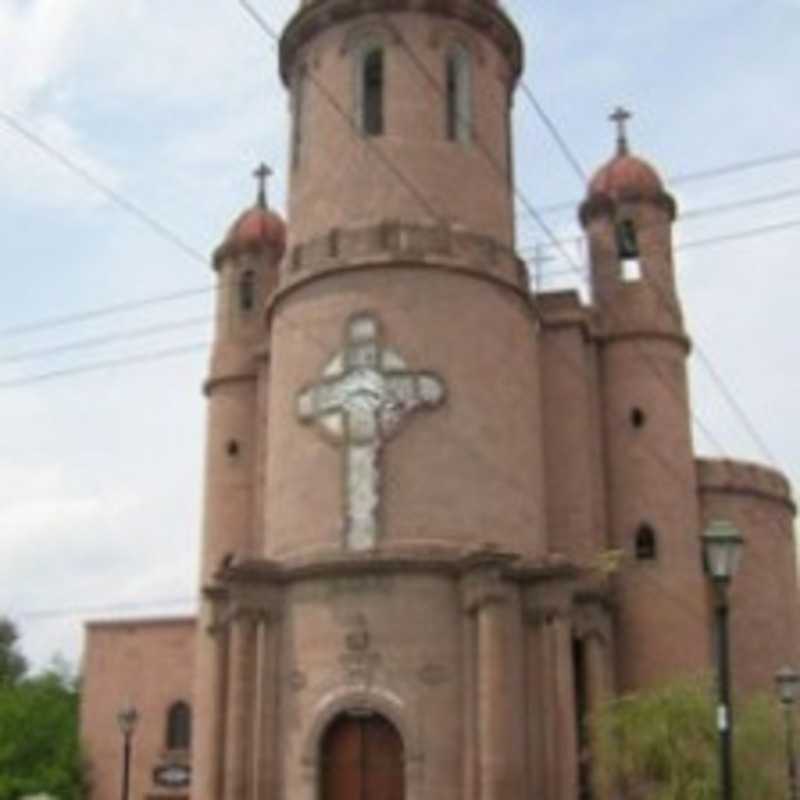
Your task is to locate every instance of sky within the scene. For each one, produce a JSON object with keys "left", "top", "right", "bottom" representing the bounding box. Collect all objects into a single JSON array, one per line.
[{"left": 0, "top": 0, "right": 798, "bottom": 672}]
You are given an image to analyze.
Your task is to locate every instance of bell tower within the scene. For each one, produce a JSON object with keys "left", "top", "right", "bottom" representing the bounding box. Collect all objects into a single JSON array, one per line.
[{"left": 580, "top": 111, "right": 712, "bottom": 689}]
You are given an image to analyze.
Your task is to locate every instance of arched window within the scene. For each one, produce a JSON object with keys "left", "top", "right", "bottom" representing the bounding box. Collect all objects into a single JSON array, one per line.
[
  {"left": 635, "top": 524, "right": 658, "bottom": 561},
  {"left": 321, "top": 712, "right": 404, "bottom": 800},
  {"left": 445, "top": 45, "right": 472, "bottom": 143},
  {"left": 239, "top": 270, "right": 255, "bottom": 312},
  {"left": 166, "top": 701, "right": 192, "bottom": 751},
  {"left": 616, "top": 219, "right": 641, "bottom": 281},
  {"left": 292, "top": 66, "right": 307, "bottom": 169},
  {"left": 358, "top": 46, "right": 385, "bottom": 137}
]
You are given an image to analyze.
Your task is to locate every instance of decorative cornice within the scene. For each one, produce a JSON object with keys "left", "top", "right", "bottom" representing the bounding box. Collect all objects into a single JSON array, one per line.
[
  {"left": 279, "top": 0, "right": 524, "bottom": 86},
  {"left": 203, "top": 371, "right": 258, "bottom": 396},
  {"left": 598, "top": 327, "right": 692, "bottom": 354}
]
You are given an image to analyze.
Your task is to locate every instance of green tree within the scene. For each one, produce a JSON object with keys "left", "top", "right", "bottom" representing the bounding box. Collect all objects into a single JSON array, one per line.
[
  {"left": 592, "top": 677, "right": 784, "bottom": 800},
  {"left": 0, "top": 617, "right": 27, "bottom": 685},
  {"left": 0, "top": 657, "right": 87, "bottom": 800}
]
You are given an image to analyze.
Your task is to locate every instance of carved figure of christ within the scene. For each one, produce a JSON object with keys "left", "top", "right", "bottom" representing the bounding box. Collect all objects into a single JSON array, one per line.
[{"left": 297, "top": 313, "right": 446, "bottom": 551}]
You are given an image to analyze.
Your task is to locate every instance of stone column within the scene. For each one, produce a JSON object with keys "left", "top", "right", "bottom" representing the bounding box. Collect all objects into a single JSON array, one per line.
[
  {"left": 462, "top": 610, "right": 478, "bottom": 800},
  {"left": 463, "top": 557, "right": 518, "bottom": 800},
  {"left": 193, "top": 593, "right": 231, "bottom": 800},
  {"left": 522, "top": 590, "right": 579, "bottom": 800},
  {"left": 253, "top": 609, "right": 280, "bottom": 800},
  {"left": 224, "top": 608, "right": 258, "bottom": 800},
  {"left": 550, "top": 610, "right": 579, "bottom": 800},
  {"left": 477, "top": 597, "right": 510, "bottom": 800},
  {"left": 522, "top": 610, "right": 547, "bottom": 798}
]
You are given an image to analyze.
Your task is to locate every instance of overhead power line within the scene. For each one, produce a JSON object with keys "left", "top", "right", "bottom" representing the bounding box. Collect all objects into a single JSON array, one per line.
[
  {"left": 0, "top": 342, "right": 209, "bottom": 388},
  {"left": 526, "top": 147, "right": 800, "bottom": 217},
  {"left": 0, "top": 110, "right": 208, "bottom": 264},
  {"left": 518, "top": 81, "right": 588, "bottom": 183},
  {"left": 0, "top": 316, "right": 211, "bottom": 364}
]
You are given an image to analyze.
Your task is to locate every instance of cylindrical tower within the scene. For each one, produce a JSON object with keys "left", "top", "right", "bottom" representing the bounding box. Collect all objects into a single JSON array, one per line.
[
  {"left": 193, "top": 179, "right": 285, "bottom": 798},
  {"left": 264, "top": 0, "right": 546, "bottom": 560},
  {"left": 697, "top": 458, "right": 800, "bottom": 694},
  {"left": 281, "top": 0, "right": 521, "bottom": 247},
  {"left": 580, "top": 117, "right": 711, "bottom": 689},
  {"left": 198, "top": 180, "right": 286, "bottom": 581}
]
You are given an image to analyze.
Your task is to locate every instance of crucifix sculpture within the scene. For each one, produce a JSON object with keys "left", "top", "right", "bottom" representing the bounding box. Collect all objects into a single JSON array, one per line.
[{"left": 297, "top": 313, "right": 446, "bottom": 551}]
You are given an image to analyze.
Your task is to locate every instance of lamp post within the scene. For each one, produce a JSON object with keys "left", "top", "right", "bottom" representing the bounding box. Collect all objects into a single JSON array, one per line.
[
  {"left": 776, "top": 666, "right": 800, "bottom": 800},
  {"left": 117, "top": 704, "right": 139, "bottom": 800},
  {"left": 702, "top": 519, "right": 744, "bottom": 800}
]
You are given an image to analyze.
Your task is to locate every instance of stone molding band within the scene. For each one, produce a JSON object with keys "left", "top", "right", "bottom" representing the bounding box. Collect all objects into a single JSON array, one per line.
[
  {"left": 279, "top": 0, "right": 524, "bottom": 86},
  {"left": 579, "top": 189, "right": 678, "bottom": 225}
]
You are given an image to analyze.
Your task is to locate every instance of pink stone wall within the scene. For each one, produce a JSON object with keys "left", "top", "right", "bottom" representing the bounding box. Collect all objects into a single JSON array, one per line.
[
  {"left": 81, "top": 618, "right": 196, "bottom": 800},
  {"left": 264, "top": 265, "right": 547, "bottom": 558},
  {"left": 286, "top": 12, "right": 516, "bottom": 248}
]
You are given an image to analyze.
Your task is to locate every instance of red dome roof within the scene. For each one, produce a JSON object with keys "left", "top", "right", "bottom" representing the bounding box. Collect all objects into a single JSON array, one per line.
[
  {"left": 588, "top": 152, "right": 665, "bottom": 200},
  {"left": 214, "top": 204, "right": 287, "bottom": 267}
]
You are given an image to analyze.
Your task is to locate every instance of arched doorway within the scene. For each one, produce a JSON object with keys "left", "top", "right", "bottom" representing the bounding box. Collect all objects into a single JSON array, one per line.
[{"left": 321, "top": 712, "right": 405, "bottom": 800}]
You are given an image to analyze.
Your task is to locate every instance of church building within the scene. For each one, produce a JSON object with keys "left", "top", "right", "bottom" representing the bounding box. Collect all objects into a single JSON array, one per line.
[{"left": 80, "top": 0, "right": 800, "bottom": 798}]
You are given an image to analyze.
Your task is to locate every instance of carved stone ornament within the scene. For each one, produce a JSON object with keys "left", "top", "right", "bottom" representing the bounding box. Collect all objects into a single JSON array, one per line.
[{"left": 297, "top": 312, "right": 446, "bottom": 551}]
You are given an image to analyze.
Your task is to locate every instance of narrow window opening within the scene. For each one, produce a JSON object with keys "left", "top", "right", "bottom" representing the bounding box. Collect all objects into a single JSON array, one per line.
[
  {"left": 635, "top": 524, "right": 658, "bottom": 561},
  {"left": 446, "top": 46, "right": 472, "bottom": 143},
  {"left": 166, "top": 701, "right": 192, "bottom": 751},
  {"left": 239, "top": 270, "right": 255, "bottom": 312},
  {"left": 226, "top": 439, "right": 240, "bottom": 458},
  {"left": 616, "top": 219, "right": 642, "bottom": 282},
  {"left": 631, "top": 407, "right": 646, "bottom": 428},
  {"left": 292, "top": 68, "right": 306, "bottom": 169},
  {"left": 361, "top": 48, "right": 384, "bottom": 137}
]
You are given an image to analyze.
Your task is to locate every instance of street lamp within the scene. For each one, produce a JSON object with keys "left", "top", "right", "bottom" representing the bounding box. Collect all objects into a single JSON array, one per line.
[
  {"left": 117, "top": 703, "right": 139, "bottom": 800},
  {"left": 702, "top": 519, "right": 744, "bottom": 800},
  {"left": 776, "top": 666, "right": 800, "bottom": 800}
]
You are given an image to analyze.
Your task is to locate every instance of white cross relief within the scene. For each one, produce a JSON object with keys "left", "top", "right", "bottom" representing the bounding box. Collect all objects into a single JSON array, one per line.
[{"left": 297, "top": 313, "right": 446, "bottom": 551}]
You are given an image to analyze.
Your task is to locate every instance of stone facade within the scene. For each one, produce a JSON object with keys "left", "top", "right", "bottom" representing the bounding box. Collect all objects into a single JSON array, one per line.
[{"left": 81, "top": 0, "right": 799, "bottom": 798}]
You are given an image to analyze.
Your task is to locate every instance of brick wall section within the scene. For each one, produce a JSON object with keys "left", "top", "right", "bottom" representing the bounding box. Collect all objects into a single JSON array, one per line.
[{"left": 81, "top": 617, "right": 196, "bottom": 800}]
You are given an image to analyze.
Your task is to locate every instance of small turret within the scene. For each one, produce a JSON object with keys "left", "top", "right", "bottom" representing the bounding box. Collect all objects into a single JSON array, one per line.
[
  {"left": 583, "top": 111, "right": 710, "bottom": 690},
  {"left": 200, "top": 164, "right": 285, "bottom": 584}
]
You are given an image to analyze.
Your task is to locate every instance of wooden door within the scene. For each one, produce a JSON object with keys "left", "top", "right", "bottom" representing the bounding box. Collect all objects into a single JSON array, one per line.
[{"left": 321, "top": 713, "right": 405, "bottom": 800}]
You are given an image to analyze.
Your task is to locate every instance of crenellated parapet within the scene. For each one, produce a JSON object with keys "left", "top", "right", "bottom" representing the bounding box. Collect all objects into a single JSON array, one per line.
[
  {"left": 696, "top": 457, "right": 796, "bottom": 512},
  {"left": 274, "top": 221, "right": 530, "bottom": 300}
]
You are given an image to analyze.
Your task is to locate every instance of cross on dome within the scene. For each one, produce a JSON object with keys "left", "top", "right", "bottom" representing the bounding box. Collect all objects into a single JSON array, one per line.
[
  {"left": 609, "top": 106, "right": 633, "bottom": 155},
  {"left": 253, "top": 162, "right": 273, "bottom": 208}
]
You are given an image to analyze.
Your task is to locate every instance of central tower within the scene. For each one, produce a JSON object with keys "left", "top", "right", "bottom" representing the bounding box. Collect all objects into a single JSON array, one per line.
[{"left": 266, "top": 0, "right": 545, "bottom": 559}]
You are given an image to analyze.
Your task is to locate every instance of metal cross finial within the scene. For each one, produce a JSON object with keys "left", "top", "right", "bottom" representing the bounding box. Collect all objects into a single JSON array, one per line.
[
  {"left": 609, "top": 106, "right": 633, "bottom": 155},
  {"left": 253, "top": 162, "right": 272, "bottom": 208}
]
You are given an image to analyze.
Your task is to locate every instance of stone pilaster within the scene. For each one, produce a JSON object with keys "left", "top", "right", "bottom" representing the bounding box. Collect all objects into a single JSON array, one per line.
[
  {"left": 253, "top": 608, "right": 281, "bottom": 800},
  {"left": 522, "top": 586, "right": 578, "bottom": 800},
  {"left": 462, "top": 556, "right": 519, "bottom": 800},
  {"left": 224, "top": 608, "right": 259, "bottom": 800}
]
